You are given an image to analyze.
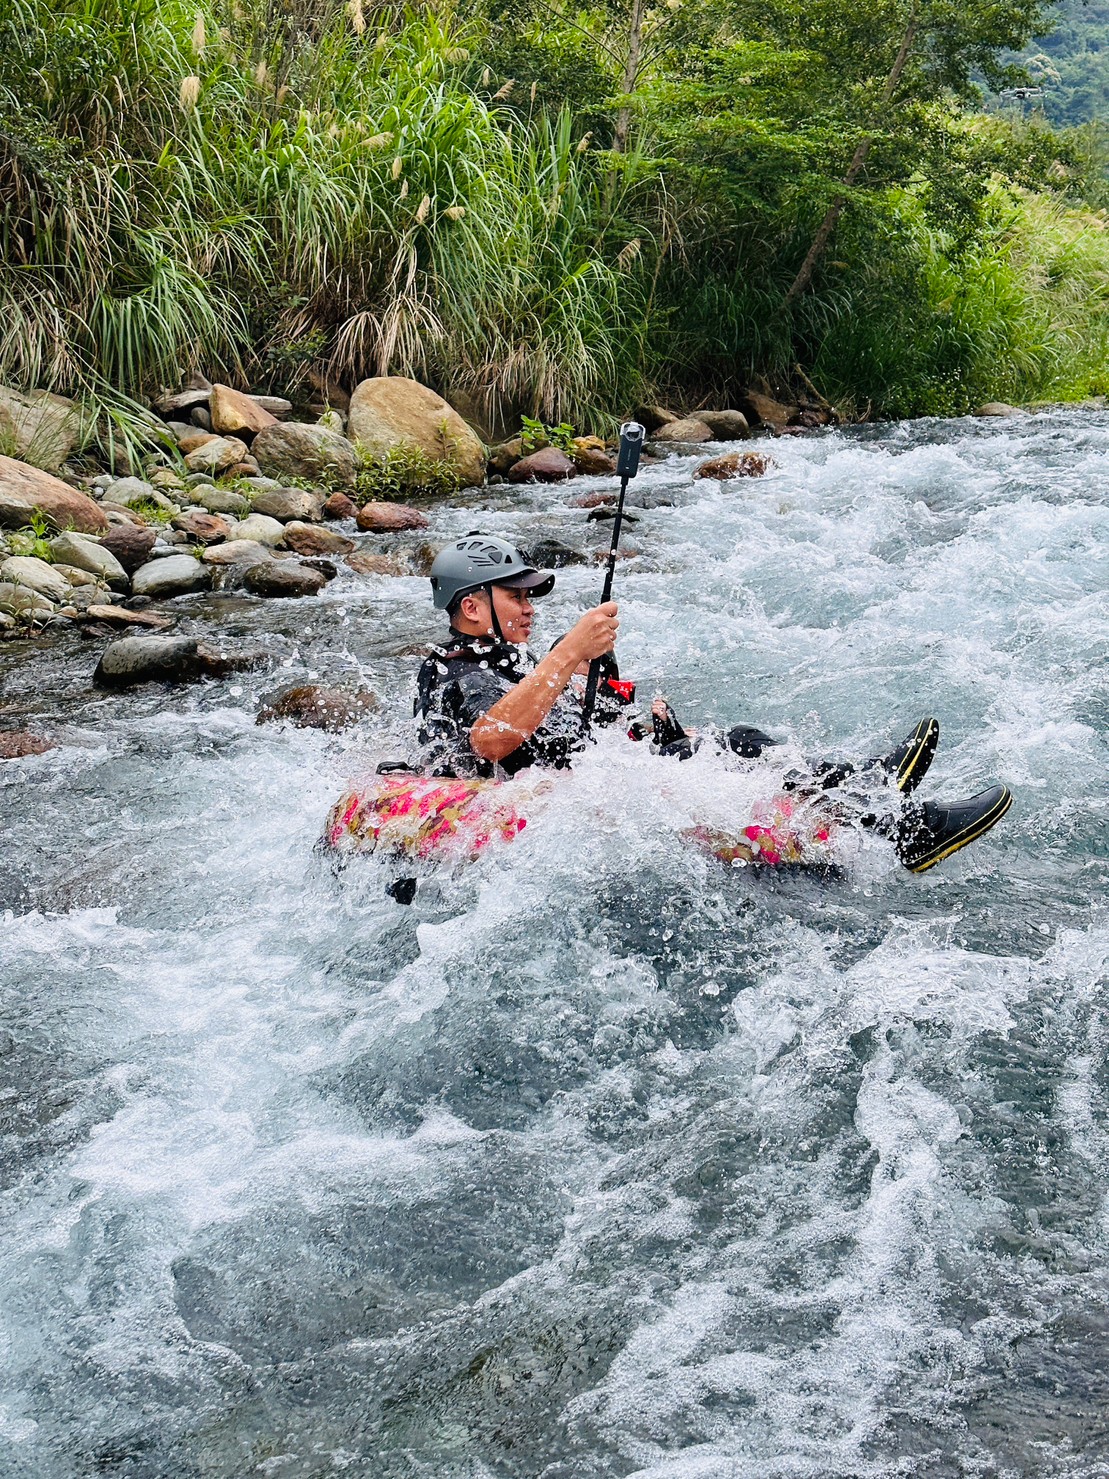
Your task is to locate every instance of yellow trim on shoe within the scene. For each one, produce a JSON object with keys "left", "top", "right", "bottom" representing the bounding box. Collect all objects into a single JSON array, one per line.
[
  {"left": 908, "top": 787, "right": 1013, "bottom": 873},
  {"left": 896, "top": 717, "right": 939, "bottom": 793}
]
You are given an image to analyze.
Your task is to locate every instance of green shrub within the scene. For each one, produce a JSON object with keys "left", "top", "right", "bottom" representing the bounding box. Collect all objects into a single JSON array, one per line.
[{"left": 353, "top": 445, "right": 461, "bottom": 504}]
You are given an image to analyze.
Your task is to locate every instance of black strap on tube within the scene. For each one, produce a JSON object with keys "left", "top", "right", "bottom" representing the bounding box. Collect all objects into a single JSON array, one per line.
[{"left": 581, "top": 421, "right": 645, "bottom": 730}]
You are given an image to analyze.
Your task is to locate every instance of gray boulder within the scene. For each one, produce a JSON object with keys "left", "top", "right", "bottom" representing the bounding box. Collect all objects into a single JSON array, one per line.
[
  {"left": 202, "top": 539, "right": 276, "bottom": 566},
  {"left": 130, "top": 554, "right": 211, "bottom": 598},
  {"left": 244, "top": 562, "right": 328, "bottom": 597},
  {"left": 0, "top": 581, "right": 54, "bottom": 618},
  {"left": 195, "top": 488, "right": 250, "bottom": 517},
  {"left": 94, "top": 635, "right": 255, "bottom": 687},
  {"left": 251, "top": 423, "right": 358, "bottom": 487},
  {"left": 251, "top": 487, "right": 324, "bottom": 523},
  {"left": 49, "top": 531, "right": 129, "bottom": 588},
  {"left": 227, "top": 513, "right": 286, "bottom": 547},
  {"left": 0, "top": 556, "right": 71, "bottom": 604},
  {"left": 0, "top": 385, "right": 84, "bottom": 470}
]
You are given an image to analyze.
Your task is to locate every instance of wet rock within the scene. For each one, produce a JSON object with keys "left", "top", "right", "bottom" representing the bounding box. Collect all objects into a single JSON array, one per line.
[
  {"left": 0, "top": 581, "right": 54, "bottom": 619},
  {"left": 104, "top": 477, "right": 179, "bottom": 514},
  {"left": 183, "top": 436, "right": 249, "bottom": 476},
  {"left": 95, "top": 523, "right": 157, "bottom": 574},
  {"left": 256, "top": 683, "right": 378, "bottom": 731},
  {"left": 508, "top": 448, "right": 577, "bottom": 483},
  {"left": 202, "top": 539, "right": 275, "bottom": 566},
  {"left": 587, "top": 506, "right": 639, "bottom": 523},
  {"left": 0, "top": 456, "right": 108, "bottom": 534},
  {"left": 227, "top": 513, "right": 286, "bottom": 547},
  {"left": 83, "top": 604, "right": 174, "bottom": 630},
  {"left": 652, "top": 417, "right": 712, "bottom": 443},
  {"left": 488, "top": 436, "right": 525, "bottom": 475},
  {"left": 209, "top": 384, "right": 278, "bottom": 439},
  {"left": 0, "top": 556, "right": 71, "bottom": 604},
  {"left": 346, "top": 551, "right": 407, "bottom": 576},
  {"left": 171, "top": 510, "right": 231, "bottom": 544},
  {"left": 569, "top": 490, "right": 616, "bottom": 509},
  {"left": 283, "top": 522, "right": 355, "bottom": 556},
  {"left": 736, "top": 391, "right": 795, "bottom": 430},
  {"left": 571, "top": 437, "right": 616, "bottom": 475},
  {"left": 356, "top": 501, "right": 429, "bottom": 532},
  {"left": 347, "top": 376, "right": 485, "bottom": 489},
  {"left": 130, "top": 554, "right": 211, "bottom": 598},
  {"left": 52, "top": 563, "right": 104, "bottom": 589},
  {"left": 525, "top": 538, "right": 586, "bottom": 567},
  {"left": 975, "top": 402, "right": 1024, "bottom": 417},
  {"left": 94, "top": 635, "right": 254, "bottom": 687},
  {"left": 323, "top": 491, "right": 357, "bottom": 521},
  {"left": 243, "top": 562, "right": 327, "bottom": 597},
  {"left": 299, "top": 556, "right": 338, "bottom": 580},
  {"left": 49, "top": 532, "right": 129, "bottom": 587},
  {"left": 698, "top": 409, "right": 750, "bottom": 439},
  {"left": 695, "top": 451, "right": 775, "bottom": 480},
  {"left": 251, "top": 423, "right": 358, "bottom": 487},
  {"left": 634, "top": 404, "right": 679, "bottom": 432},
  {"left": 0, "top": 385, "right": 83, "bottom": 471},
  {"left": 0, "top": 729, "right": 56, "bottom": 758},
  {"left": 155, "top": 387, "right": 210, "bottom": 418},
  {"left": 195, "top": 488, "right": 250, "bottom": 518},
  {"left": 251, "top": 488, "right": 324, "bottom": 524}
]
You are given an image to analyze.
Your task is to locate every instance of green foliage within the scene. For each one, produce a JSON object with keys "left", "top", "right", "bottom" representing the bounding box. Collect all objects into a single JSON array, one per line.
[
  {"left": 520, "top": 415, "right": 575, "bottom": 452},
  {"left": 128, "top": 498, "right": 176, "bottom": 525},
  {"left": 353, "top": 446, "right": 462, "bottom": 503},
  {"left": 7, "top": 512, "right": 56, "bottom": 562}
]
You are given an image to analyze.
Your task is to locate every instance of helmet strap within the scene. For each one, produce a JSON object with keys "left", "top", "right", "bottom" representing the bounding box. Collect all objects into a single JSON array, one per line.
[{"left": 485, "top": 583, "right": 507, "bottom": 642}]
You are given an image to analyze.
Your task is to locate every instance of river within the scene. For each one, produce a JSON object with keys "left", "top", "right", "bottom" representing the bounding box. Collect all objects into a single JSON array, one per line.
[{"left": 1, "top": 409, "right": 1106, "bottom": 1477}]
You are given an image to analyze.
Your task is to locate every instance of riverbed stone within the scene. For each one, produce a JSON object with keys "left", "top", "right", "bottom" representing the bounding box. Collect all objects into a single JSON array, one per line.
[
  {"left": 488, "top": 437, "right": 525, "bottom": 475},
  {"left": 736, "top": 391, "right": 795, "bottom": 430},
  {"left": 155, "top": 387, "right": 210, "bottom": 418},
  {"left": 570, "top": 437, "right": 616, "bottom": 475},
  {"left": 698, "top": 409, "right": 750, "bottom": 439},
  {"left": 0, "top": 457, "right": 108, "bottom": 534},
  {"left": 53, "top": 563, "right": 104, "bottom": 588},
  {"left": 49, "top": 532, "right": 129, "bottom": 587},
  {"left": 171, "top": 510, "right": 231, "bottom": 544},
  {"left": 251, "top": 488, "right": 324, "bottom": 523},
  {"left": 251, "top": 422, "right": 358, "bottom": 487},
  {"left": 228, "top": 513, "right": 286, "bottom": 547},
  {"left": 652, "top": 417, "right": 712, "bottom": 444},
  {"left": 93, "top": 634, "right": 253, "bottom": 686},
  {"left": 243, "top": 561, "right": 327, "bottom": 597},
  {"left": 508, "top": 448, "right": 577, "bottom": 482},
  {"left": 256, "top": 683, "right": 378, "bottom": 731},
  {"left": 84, "top": 604, "right": 174, "bottom": 630},
  {"left": 0, "top": 385, "right": 83, "bottom": 471},
  {"left": 0, "top": 581, "right": 54, "bottom": 618},
  {"left": 355, "top": 501, "right": 429, "bottom": 532},
  {"left": 345, "top": 551, "right": 407, "bottom": 576},
  {"left": 0, "top": 556, "right": 71, "bottom": 604},
  {"left": 183, "top": 436, "right": 249, "bottom": 476},
  {"left": 323, "top": 491, "right": 357, "bottom": 521},
  {"left": 975, "top": 402, "right": 1024, "bottom": 417},
  {"left": 195, "top": 488, "right": 250, "bottom": 517},
  {"left": 96, "top": 524, "right": 157, "bottom": 573},
  {"left": 209, "top": 384, "right": 278, "bottom": 439},
  {"left": 131, "top": 554, "right": 211, "bottom": 598},
  {"left": 348, "top": 376, "right": 485, "bottom": 489},
  {"left": 283, "top": 521, "right": 355, "bottom": 556},
  {"left": 201, "top": 539, "right": 275, "bottom": 566},
  {"left": 695, "top": 450, "right": 775, "bottom": 480},
  {"left": 0, "top": 728, "right": 56, "bottom": 758}
]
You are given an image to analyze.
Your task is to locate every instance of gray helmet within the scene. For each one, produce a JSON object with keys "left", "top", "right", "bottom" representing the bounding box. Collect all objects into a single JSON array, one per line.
[{"left": 429, "top": 534, "right": 555, "bottom": 611}]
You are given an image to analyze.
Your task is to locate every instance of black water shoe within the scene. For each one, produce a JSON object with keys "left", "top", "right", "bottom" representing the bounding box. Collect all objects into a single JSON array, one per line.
[
  {"left": 896, "top": 784, "right": 1013, "bottom": 873},
  {"left": 879, "top": 716, "right": 939, "bottom": 795}
]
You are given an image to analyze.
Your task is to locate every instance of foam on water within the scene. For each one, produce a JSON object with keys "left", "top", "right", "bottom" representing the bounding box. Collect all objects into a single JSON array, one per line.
[{"left": 1, "top": 410, "right": 1107, "bottom": 1476}]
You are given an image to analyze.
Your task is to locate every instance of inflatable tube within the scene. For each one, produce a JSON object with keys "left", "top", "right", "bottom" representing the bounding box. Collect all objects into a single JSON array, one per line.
[{"left": 323, "top": 774, "right": 839, "bottom": 869}]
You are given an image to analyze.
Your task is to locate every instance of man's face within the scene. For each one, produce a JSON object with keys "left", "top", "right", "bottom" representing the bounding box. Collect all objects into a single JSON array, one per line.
[{"left": 460, "top": 584, "right": 535, "bottom": 644}]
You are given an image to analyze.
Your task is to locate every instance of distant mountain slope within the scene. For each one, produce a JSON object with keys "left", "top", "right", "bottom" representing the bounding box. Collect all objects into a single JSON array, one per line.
[{"left": 1024, "top": 0, "right": 1109, "bottom": 125}]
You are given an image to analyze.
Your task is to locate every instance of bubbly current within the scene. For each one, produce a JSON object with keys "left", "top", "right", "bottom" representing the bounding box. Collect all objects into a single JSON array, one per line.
[{"left": 1, "top": 410, "right": 1106, "bottom": 1477}]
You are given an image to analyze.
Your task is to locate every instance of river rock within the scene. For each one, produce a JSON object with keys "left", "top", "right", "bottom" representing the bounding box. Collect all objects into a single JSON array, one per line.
[
  {"left": 0, "top": 728, "right": 56, "bottom": 758},
  {"left": 251, "top": 423, "right": 358, "bottom": 487},
  {"left": 209, "top": 384, "right": 278, "bottom": 439},
  {"left": 84, "top": 604, "right": 173, "bottom": 630},
  {"left": 251, "top": 488, "right": 324, "bottom": 524},
  {"left": 104, "top": 477, "right": 177, "bottom": 513},
  {"left": 243, "top": 562, "right": 327, "bottom": 597},
  {"left": 347, "top": 376, "right": 485, "bottom": 489},
  {"left": 698, "top": 409, "right": 750, "bottom": 439},
  {"left": 695, "top": 451, "right": 775, "bottom": 480},
  {"left": 346, "top": 551, "right": 407, "bottom": 576},
  {"left": 49, "top": 532, "right": 129, "bottom": 587},
  {"left": 176, "top": 430, "right": 217, "bottom": 454},
  {"left": 569, "top": 490, "right": 616, "bottom": 509},
  {"left": 0, "top": 386, "right": 83, "bottom": 471},
  {"left": 195, "top": 488, "right": 250, "bottom": 517},
  {"left": 652, "top": 417, "right": 712, "bottom": 443},
  {"left": 97, "top": 523, "right": 157, "bottom": 573},
  {"left": 256, "top": 684, "right": 379, "bottom": 731},
  {"left": 184, "top": 436, "right": 249, "bottom": 475},
  {"left": 155, "top": 387, "right": 210, "bottom": 418},
  {"left": 508, "top": 448, "right": 577, "bottom": 482},
  {"left": 101, "top": 507, "right": 146, "bottom": 527},
  {"left": 52, "top": 563, "right": 103, "bottom": 588},
  {"left": 323, "top": 491, "right": 357, "bottom": 521},
  {"left": 356, "top": 501, "right": 429, "bottom": 532},
  {"left": 634, "top": 404, "right": 679, "bottom": 432},
  {"left": 488, "top": 437, "right": 525, "bottom": 475},
  {"left": 191, "top": 406, "right": 212, "bottom": 430},
  {"left": 526, "top": 538, "right": 586, "bottom": 567},
  {"left": 0, "top": 457, "right": 108, "bottom": 534},
  {"left": 131, "top": 554, "right": 211, "bottom": 598},
  {"left": 0, "top": 556, "right": 71, "bottom": 604},
  {"left": 0, "top": 581, "right": 53, "bottom": 618},
  {"left": 148, "top": 468, "right": 186, "bottom": 493},
  {"left": 283, "top": 522, "right": 355, "bottom": 556},
  {"left": 736, "top": 391, "right": 795, "bottom": 430},
  {"left": 975, "top": 402, "right": 1024, "bottom": 417},
  {"left": 249, "top": 394, "right": 293, "bottom": 417},
  {"left": 171, "top": 510, "right": 231, "bottom": 544},
  {"left": 94, "top": 635, "right": 252, "bottom": 687},
  {"left": 571, "top": 437, "right": 616, "bottom": 475},
  {"left": 228, "top": 513, "right": 286, "bottom": 547},
  {"left": 202, "top": 539, "right": 275, "bottom": 566}
]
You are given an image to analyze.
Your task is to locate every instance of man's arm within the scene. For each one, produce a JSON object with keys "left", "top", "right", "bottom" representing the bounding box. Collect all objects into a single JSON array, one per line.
[{"left": 470, "top": 603, "right": 618, "bottom": 764}]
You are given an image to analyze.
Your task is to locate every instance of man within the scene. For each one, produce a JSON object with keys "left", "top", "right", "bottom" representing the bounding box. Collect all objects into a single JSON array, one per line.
[{"left": 415, "top": 534, "right": 1012, "bottom": 871}]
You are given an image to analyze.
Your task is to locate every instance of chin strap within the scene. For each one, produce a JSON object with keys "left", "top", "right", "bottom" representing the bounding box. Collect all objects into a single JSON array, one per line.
[{"left": 485, "top": 582, "right": 507, "bottom": 642}]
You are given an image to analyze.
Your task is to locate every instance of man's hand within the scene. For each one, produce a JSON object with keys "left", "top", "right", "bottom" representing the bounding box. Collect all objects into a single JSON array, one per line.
[{"left": 560, "top": 602, "right": 619, "bottom": 664}]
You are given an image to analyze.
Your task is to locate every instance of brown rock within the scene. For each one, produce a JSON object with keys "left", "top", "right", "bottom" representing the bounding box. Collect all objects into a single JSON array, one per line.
[
  {"left": 508, "top": 448, "right": 576, "bottom": 483},
  {"left": 183, "top": 437, "right": 249, "bottom": 475},
  {"left": 84, "top": 604, "right": 174, "bottom": 629},
  {"left": 256, "top": 683, "right": 378, "bottom": 731},
  {"left": 355, "top": 501, "right": 429, "bottom": 532},
  {"left": 569, "top": 490, "right": 616, "bottom": 509},
  {"left": 0, "top": 456, "right": 108, "bottom": 534},
  {"left": 243, "top": 561, "right": 328, "bottom": 597},
  {"left": 736, "top": 391, "right": 796, "bottom": 430},
  {"left": 209, "top": 384, "right": 278, "bottom": 439},
  {"left": 0, "top": 729, "right": 55, "bottom": 759},
  {"left": 348, "top": 376, "right": 486, "bottom": 489},
  {"left": 634, "top": 404, "right": 679, "bottom": 432},
  {"left": 698, "top": 409, "right": 750, "bottom": 439},
  {"left": 346, "top": 551, "right": 407, "bottom": 576},
  {"left": 488, "top": 436, "right": 525, "bottom": 475},
  {"left": 570, "top": 441, "right": 616, "bottom": 475},
  {"left": 323, "top": 491, "right": 357, "bottom": 521},
  {"left": 694, "top": 451, "right": 776, "bottom": 480},
  {"left": 283, "top": 522, "right": 355, "bottom": 556},
  {"left": 787, "top": 408, "right": 831, "bottom": 429},
  {"left": 171, "top": 510, "right": 231, "bottom": 544},
  {"left": 227, "top": 460, "right": 261, "bottom": 479},
  {"left": 652, "top": 418, "right": 712, "bottom": 443},
  {"left": 98, "top": 523, "right": 157, "bottom": 571},
  {"left": 176, "top": 429, "right": 217, "bottom": 454}
]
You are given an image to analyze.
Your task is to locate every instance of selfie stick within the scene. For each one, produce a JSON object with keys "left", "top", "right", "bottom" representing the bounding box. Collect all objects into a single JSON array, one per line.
[{"left": 580, "top": 420, "right": 645, "bottom": 728}]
